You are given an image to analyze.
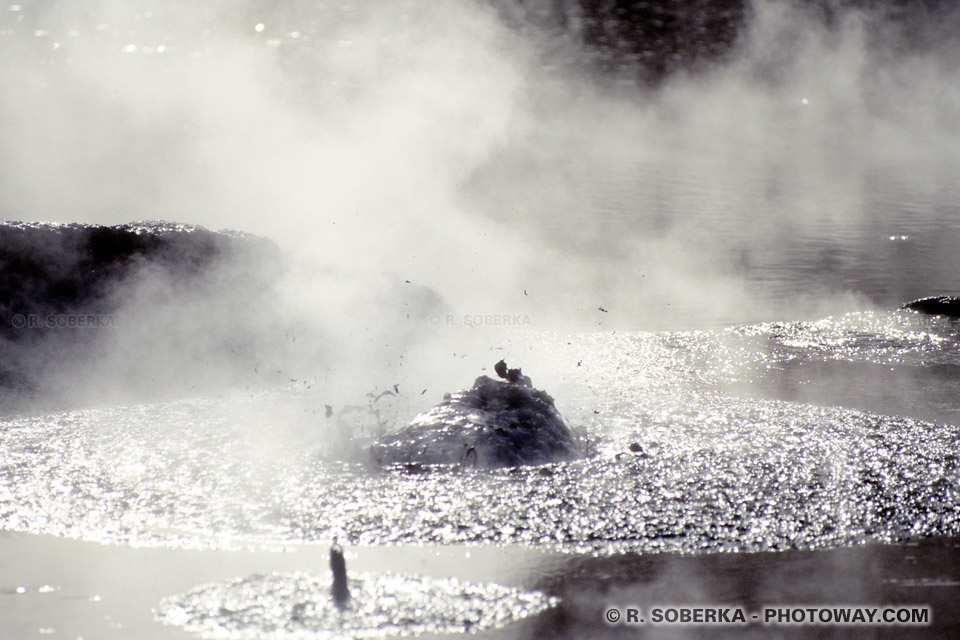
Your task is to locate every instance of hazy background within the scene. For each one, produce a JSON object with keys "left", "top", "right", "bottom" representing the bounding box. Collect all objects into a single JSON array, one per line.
[{"left": 2, "top": 0, "right": 959, "bottom": 404}]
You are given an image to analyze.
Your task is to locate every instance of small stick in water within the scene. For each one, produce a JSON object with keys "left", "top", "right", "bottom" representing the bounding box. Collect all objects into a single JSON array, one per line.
[{"left": 330, "top": 543, "right": 350, "bottom": 608}]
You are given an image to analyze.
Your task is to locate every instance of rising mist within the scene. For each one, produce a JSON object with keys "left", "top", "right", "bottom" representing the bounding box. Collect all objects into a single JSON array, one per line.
[{"left": 2, "top": 0, "right": 959, "bottom": 407}]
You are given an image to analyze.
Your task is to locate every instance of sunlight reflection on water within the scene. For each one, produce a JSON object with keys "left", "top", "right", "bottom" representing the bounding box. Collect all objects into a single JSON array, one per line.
[{"left": 1, "top": 314, "right": 958, "bottom": 554}]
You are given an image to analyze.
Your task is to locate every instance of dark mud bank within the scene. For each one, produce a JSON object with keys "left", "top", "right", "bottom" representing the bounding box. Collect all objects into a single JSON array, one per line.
[
  {"left": 902, "top": 296, "right": 960, "bottom": 318},
  {"left": 0, "top": 221, "right": 281, "bottom": 405}
]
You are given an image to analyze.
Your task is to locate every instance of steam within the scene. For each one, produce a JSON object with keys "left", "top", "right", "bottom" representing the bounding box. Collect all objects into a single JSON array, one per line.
[{"left": 2, "top": 0, "right": 959, "bottom": 405}]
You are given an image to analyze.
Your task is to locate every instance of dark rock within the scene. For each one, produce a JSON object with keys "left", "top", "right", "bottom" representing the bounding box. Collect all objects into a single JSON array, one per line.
[
  {"left": 901, "top": 296, "right": 960, "bottom": 318},
  {"left": 493, "top": 358, "right": 532, "bottom": 387},
  {"left": 371, "top": 374, "right": 581, "bottom": 468}
]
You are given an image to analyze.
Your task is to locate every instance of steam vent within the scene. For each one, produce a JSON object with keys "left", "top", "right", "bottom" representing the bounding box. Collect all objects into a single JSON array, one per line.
[{"left": 371, "top": 362, "right": 581, "bottom": 468}]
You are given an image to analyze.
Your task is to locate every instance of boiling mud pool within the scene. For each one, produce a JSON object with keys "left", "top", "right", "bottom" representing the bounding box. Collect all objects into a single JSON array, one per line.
[{"left": 2, "top": 311, "right": 959, "bottom": 637}]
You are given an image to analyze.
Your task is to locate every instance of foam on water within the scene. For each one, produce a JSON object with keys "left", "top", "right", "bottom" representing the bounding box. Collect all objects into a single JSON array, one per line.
[
  {"left": 1, "top": 312, "right": 958, "bottom": 554},
  {"left": 156, "top": 571, "right": 556, "bottom": 639}
]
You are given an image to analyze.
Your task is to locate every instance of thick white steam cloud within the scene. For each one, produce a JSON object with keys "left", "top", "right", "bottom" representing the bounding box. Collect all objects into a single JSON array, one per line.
[{"left": 2, "top": 0, "right": 959, "bottom": 405}]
